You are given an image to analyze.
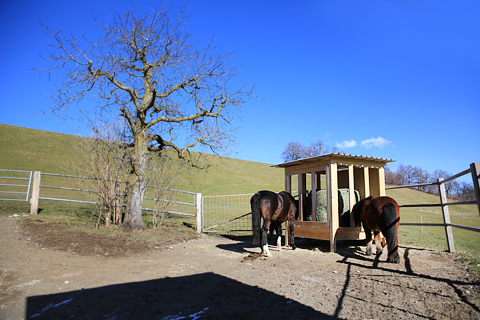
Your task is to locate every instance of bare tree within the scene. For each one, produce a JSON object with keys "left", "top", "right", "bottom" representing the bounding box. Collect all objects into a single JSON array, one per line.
[
  {"left": 66, "top": 118, "right": 129, "bottom": 228},
  {"left": 281, "top": 142, "right": 305, "bottom": 162},
  {"left": 281, "top": 140, "right": 339, "bottom": 162},
  {"left": 146, "top": 152, "right": 187, "bottom": 228},
  {"left": 303, "top": 140, "right": 339, "bottom": 158},
  {"left": 38, "top": 4, "right": 253, "bottom": 231}
]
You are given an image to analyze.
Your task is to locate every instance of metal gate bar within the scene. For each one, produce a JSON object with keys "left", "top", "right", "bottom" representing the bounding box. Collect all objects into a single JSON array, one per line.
[{"left": 0, "top": 169, "right": 33, "bottom": 201}]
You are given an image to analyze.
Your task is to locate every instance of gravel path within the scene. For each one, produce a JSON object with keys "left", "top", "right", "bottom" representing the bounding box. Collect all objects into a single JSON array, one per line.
[{"left": 1, "top": 214, "right": 480, "bottom": 319}]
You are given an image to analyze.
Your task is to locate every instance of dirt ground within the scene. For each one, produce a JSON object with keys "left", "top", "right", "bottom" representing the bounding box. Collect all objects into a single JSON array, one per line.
[{"left": 1, "top": 214, "right": 480, "bottom": 320}]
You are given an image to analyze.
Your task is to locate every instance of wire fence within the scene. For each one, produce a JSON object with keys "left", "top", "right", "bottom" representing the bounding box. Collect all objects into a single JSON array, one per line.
[
  {"left": 202, "top": 193, "right": 253, "bottom": 233},
  {"left": 37, "top": 172, "right": 198, "bottom": 217}
]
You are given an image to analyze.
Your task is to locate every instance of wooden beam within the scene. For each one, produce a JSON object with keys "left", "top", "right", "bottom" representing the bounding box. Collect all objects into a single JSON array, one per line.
[
  {"left": 311, "top": 171, "right": 317, "bottom": 222},
  {"left": 363, "top": 167, "right": 370, "bottom": 198},
  {"left": 439, "top": 177, "right": 455, "bottom": 253},
  {"left": 298, "top": 173, "right": 306, "bottom": 221},
  {"left": 327, "top": 161, "right": 338, "bottom": 252},
  {"left": 285, "top": 173, "right": 292, "bottom": 193},
  {"left": 379, "top": 167, "right": 386, "bottom": 196},
  {"left": 470, "top": 162, "right": 480, "bottom": 217},
  {"left": 30, "top": 171, "right": 41, "bottom": 215},
  {"left": 348, "top": 165, "right": 356, "bottom": 227}
]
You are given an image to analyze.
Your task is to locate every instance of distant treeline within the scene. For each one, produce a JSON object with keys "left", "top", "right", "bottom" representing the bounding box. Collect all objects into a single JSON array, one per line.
[{"left": 385, "top": 164, "right": 475, "bottom": 201}]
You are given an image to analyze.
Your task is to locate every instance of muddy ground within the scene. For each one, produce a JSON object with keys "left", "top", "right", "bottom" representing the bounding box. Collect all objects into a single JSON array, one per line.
[{"left": 1, "top": 214, "right": 480, "bottom": 319}]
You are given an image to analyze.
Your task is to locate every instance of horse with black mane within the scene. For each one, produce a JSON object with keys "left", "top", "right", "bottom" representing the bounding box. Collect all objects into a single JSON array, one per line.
[
  {"left": 251, "top": 190, "right": 297, "bottom": 257},
  {"left": 352, "top": 196, "right": 401, "bottom": 263}
]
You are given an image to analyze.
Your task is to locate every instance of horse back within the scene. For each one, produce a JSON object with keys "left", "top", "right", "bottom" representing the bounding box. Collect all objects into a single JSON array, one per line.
[
  {"left": 365, "top": 196, "right": 399, "bottom": 231},
  {"left": 273, "top": 191, "right": 296, "bottom": 223}
]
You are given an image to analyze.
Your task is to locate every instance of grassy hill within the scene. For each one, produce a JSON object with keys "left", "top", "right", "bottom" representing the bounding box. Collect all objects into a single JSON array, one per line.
[
  {"left": 1, "top": 123, "right": 479, "bottom": 271},
  {"left": 0, "top": 123, "right": 287, "bottom": 196}
]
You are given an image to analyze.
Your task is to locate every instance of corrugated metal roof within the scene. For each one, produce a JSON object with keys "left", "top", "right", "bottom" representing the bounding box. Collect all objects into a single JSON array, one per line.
[{"left": 270, "top": 153, "right": 395, "bottom": 168}]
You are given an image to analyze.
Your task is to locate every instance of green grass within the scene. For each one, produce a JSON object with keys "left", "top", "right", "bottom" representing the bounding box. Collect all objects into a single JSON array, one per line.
[{"left": 1, "top": 123, "right": 479, "bottom": 273}]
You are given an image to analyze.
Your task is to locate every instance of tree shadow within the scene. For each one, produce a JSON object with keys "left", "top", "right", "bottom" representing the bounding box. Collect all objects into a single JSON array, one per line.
[{"left": 26, "top": 272, "right": 331, "bottom": 319}]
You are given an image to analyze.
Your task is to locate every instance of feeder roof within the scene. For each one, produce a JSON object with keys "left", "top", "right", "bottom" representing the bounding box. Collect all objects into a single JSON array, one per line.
[{"left": 271, "top": 153, "right": 395, "bottom": 168}]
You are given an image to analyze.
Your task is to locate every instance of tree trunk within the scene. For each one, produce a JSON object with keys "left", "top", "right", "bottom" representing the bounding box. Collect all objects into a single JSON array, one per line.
[{"left": 123, "top": 129, "right": 148, "bottom": 231}]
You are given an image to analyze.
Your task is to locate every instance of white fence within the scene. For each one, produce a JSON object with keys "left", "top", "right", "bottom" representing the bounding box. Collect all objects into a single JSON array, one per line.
[
  {"left": 0, "top": 169, "right": 33, "bottom": 201},
  {"left": 1, "top": 169, "right": 201, "bottom": 231}
]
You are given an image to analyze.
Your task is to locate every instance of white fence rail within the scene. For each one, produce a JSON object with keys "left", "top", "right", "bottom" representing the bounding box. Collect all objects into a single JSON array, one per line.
[
  {"left": 0, "top": 169, "right": 33, "bottom": 202},
  {"left": 1, "top": 169, "right": 201, "bottom": 231}
]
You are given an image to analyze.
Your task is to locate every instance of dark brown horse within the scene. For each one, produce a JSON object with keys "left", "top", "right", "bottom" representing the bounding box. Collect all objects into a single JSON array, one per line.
[
  {"left": 251, "top": 190, "right": 297, "bottom": 257},
  {"left": 352, "top": 196, "right": 401, "bottom": 263}
]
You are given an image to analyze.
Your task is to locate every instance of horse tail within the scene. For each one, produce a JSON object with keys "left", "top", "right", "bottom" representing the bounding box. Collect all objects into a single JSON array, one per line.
[
  {"left": 383, "top": 202, "right": 400, "bottom": 262},
  {"left": 251, "top": 192, "right": 261, "bottom": 245}
]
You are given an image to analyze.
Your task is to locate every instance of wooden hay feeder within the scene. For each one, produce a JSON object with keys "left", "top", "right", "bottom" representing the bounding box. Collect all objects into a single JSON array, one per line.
[{"left": 271, "top": 153, "right": 395, "bottom": 252}]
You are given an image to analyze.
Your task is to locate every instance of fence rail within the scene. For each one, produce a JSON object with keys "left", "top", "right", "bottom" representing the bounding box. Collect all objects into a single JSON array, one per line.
[
  {"left": 386, "top": 162, "right": 480, "bottom": 253},
  {"left": 0, "top": 169, "right": 201, "bottom": 230},
  {"left": 33, "top": 172, "right": 198, "bottom": 216},
  {"left": 0, "top": 169, "right": 32, "bottom": 202}
]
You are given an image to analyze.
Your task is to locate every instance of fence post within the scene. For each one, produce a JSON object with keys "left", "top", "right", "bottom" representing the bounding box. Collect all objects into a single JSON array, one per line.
[
  {"left": 196, "top": 193, "right": 202, "bottom": 233},
  {"left": 30, "top": 171, "right": 41, "bottom": 215},
  {"left": 438, "top": 178, "right": 455, "bottom": 253},
  {"left": 471, "top": 162, "right": 480, "bottom": 217}
]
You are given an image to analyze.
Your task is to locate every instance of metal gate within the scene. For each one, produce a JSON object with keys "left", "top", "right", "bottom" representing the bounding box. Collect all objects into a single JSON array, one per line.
[
  {"left": 0, "top": 169, "right": 33, "bottom": 201},
  {"left": 202, "top": 193, "right": 253, "bottom": 234}
]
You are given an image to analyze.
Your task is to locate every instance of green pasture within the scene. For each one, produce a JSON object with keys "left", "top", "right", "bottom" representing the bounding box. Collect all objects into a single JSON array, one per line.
[{"left": 1, "top": 123, "right": 479, "bottom": 275}]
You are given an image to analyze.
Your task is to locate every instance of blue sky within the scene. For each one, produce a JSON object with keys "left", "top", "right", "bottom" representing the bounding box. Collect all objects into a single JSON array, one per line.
[{"left": 1, "top": 1, "right": 479, "bottom": 182}]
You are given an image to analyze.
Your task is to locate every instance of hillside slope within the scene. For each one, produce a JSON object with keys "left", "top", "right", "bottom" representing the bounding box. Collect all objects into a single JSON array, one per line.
[{"left": 0, "top": 123, "right": 286, "bottom": 195}]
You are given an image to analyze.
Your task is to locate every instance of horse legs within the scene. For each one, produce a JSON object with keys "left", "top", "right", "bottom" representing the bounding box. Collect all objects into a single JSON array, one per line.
[
  {"left": 269, "top": 224, "right": 275, "bottom": 242},
  {"left": 274, "top": 224, "right": 282, "bottom": 251},
  {"left": 261, "top": 219, "right": 272, "bottom": 257},
  {"left": 364, "top": 227, "right": 373, "bottom": 256},
  {"left": 374, "top": 231, "right": 383, "bottom": 255},
  {"left": 288, "top": 218, "right": 296, "bottom": 250}
]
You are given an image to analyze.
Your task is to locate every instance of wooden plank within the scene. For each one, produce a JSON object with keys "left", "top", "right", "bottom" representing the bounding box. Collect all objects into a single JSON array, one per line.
[
  {"left": 336, "top": 227, "right": 366, "bottom": 240},
  {"left": 328, "top": 161, "right": 338, "bottom": 252},
  {"left": 348, "top": 165, "right": 356, "bottom": 227},
  {"left": 379, "top": 167, "right": 386, "bottom": 196},
  {"left": 286, "top": 164, "right": 327, "bottom": 176},
  {"left": 29, "top": 171, "right": 41, "bottom": 215},
  {"left": 332, "top": 159, "right": 388, "bottom": 169},
  {"left": 338, "top": 170, "right": 349, "bottom": 189},
  {"left": 298, "top": 173, "right": 306, "bottom": 221},
  {"left": 284, "top": 160, "right": 329, "bottom": 173},
  {"left": 354, "top": 167, "right": 365, "bottom": 199},
  {"left": 285, "top": 173, "right": 292, "bottom": 193},
  {"left": 294, "top": 221, "right": 330, "bottom": 240},
  {"left": 311, "top": 171, "right": 316, "bottom": 222},
  {"left": 295, "top": 221, "right": 328, "bottom": 227},
  {"left": 471, "top": 162, "right": 480, "bottom": 217},
  {"left": 285, "top": 173, "right": 292, "bottom": 246},
  {"left": 370, "top": 168, "right": 380, "bottom": 198},
  {"left": 363, "top": 167, "right": 370, "bottom": 198},
  {"left": 196, "top": 193, "right": 202, "bottom": 233},
  {"left": 438, "top": 177, "right": 455, "bottom": 253}
]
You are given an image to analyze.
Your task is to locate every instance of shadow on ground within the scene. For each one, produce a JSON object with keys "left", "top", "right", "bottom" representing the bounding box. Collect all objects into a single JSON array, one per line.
[{"left": 26, "top": 272, "right": 331, "bottom": 319}]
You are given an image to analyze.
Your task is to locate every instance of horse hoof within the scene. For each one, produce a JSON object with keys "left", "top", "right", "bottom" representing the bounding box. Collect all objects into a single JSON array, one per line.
[{"left": 387, "top": 254, "right": 401, "bottom": 264}]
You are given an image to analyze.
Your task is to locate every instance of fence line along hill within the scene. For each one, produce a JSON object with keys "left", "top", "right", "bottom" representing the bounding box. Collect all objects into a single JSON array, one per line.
[{"left": 0, "top": 123, "right": 287, "bottom": 196}]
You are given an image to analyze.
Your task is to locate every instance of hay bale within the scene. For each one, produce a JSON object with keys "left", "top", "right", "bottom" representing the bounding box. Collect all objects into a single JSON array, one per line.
[{"left": 304, "top": 189, "right": 360, "bottom": 226}]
